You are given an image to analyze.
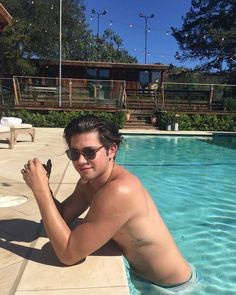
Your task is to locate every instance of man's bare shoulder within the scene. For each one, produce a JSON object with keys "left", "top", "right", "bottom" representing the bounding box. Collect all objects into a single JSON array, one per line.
[
  {"left": 92, "top": 164, "right": 145, "bottom": 213},
  {"left": 108, "top": 164, "right": 143, "bottom": 194},
  {"left": 112, "top": 164, "right": 140, "bottom": 183}
]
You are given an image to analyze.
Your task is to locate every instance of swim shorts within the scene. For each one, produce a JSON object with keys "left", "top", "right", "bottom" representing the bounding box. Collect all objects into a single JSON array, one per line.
[{"left": 129, "top": 264, "right": 202, "bottom": 294}]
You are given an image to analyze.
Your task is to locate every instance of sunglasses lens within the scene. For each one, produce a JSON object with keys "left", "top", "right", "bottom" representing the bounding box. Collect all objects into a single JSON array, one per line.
[
  {"left": 66, "top": 146, "right": 102, "bottom": 161},
  {"left": 82, "top": 148, "right": 96, "bottom": 160},
  {"left": 66, "top": 149, "right": 80, "bottom": 161}
]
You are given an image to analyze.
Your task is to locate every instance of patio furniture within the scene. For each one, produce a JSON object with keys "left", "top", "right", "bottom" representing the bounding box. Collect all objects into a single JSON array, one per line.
[
  {"left": 11, "top": 123, "right": 35, "bottom": 144},
  {"left": 0, "top": 125, "right": 14, "bottom": 148},
  {"left": 0, "top": 117, "right": 35, "bottom": 144}
]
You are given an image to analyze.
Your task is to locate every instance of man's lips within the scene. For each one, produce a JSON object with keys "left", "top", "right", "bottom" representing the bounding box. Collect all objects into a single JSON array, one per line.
[{"left": 79, "top": 166, "right": 92, "bottom": 172}]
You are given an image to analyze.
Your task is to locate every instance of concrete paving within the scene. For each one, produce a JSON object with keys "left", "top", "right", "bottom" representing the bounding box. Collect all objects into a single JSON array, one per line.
[{"left": 0, "top": 128, "right": 129, "bottom": 295}]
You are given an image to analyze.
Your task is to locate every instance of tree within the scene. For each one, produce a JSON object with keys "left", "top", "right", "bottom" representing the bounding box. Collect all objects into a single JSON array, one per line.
[
  {"left": 96, "top": 29, "right": 137, "bottom": 63},
  {"left": 0, "top": 0, "right": 136, "bottom": 77},
  {"left": 171, "top": 0, "right": 236, "bottom": 73},
  {"left": 0, "top": 0, "right": 91, "bottom": 76}
]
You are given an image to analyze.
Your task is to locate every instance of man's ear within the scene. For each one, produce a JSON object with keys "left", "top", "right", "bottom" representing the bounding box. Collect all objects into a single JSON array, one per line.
[{"left": 109, "top": 143, "right": 117, "bottom": 160}]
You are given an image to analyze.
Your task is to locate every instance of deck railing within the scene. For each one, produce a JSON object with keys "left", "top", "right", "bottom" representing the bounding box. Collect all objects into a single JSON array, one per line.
[
  {"left": 11, "top": 76, "right": 126, "bottom": 110},
  {"left": 0, "top": 77, "right": 15, "bottom": 106},
  {"left": 1, "top": 77, "right": 236, "bottom": 112},
  {"left": 160, "top": 82, "right": 236, "bottom": 111}
]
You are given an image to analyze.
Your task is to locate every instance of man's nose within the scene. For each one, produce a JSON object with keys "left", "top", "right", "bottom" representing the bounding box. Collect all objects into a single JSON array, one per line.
[{"left": 76, "top": 153, "right": 87, "bottom": 164}]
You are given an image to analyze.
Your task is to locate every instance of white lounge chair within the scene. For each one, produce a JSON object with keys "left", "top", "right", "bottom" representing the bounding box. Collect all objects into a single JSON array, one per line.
[
  {"left": 0, "top": 125, "right": 14, "bottom": 148},
  {"left": 10, "top": 123, "right": 35, "bottom": 144},
  {"left": 0, "top": 117, "right": 35, "bottom": 144}
]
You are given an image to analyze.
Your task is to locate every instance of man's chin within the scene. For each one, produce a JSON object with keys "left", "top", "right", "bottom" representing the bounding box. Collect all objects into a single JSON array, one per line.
[
  {"left": 79, "top": 172, "right": 94, "bottom": 181},
  {"left": 80, "top": 175, "right": 90, "bottom": 181}
]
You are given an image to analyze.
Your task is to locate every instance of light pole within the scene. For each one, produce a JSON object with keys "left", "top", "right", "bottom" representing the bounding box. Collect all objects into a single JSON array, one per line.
[
  {"left": 139, "top": 13, "right": 154, "bottom": 64},
  {"left": 91, "top": 9, "right": 107, "bottom": 61},
  {"left": 59, "top": 0, "right": 62, "bottom": 107},
  {"left": 91, "top": 9, "right": 107, "bottom": 39}
]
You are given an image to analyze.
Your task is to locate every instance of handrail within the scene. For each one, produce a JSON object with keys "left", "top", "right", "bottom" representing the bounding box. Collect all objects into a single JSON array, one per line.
[
  {"left": 11, "top": 76, "right": 126, "bottom": 109},
  {"left": 163, "top": 82, "right": 236, "bottom": 87},
  {"left": 160, "top": 82, "right": 236, "bottom": 112}
]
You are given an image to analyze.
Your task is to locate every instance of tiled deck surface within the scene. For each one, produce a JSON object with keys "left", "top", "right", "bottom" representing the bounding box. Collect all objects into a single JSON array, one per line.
[
  {"left": 0, "top": 127, "right": 235, "bottom": 294},
  {"left": 0, "top": 128, "right": 129, "bottom": 295}
]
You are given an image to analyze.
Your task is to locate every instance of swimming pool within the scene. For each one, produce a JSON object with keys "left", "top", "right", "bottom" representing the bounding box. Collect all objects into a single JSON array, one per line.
[{"left": 117, "top": 135, "right": 236, "bottom": 295}]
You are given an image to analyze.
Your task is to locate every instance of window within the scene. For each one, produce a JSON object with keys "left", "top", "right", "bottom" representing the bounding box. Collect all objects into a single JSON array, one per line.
[
  {"left": 151, "top": 71, "right": 161, "bottom": 83},
  {"left": 98, "top": 69, "right": 110, "bottom": 79},
  {"left": 139, "top": 71, "right": 150, "bottom": 88},
  {"left": 86, "top": 68, "right": 96, "bottom": 79}
]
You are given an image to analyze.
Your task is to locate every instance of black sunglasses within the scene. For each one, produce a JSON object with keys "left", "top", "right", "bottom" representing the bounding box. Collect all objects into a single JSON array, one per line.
[{"left": 66, "top": 145, "right": 104, "bottom": 161}]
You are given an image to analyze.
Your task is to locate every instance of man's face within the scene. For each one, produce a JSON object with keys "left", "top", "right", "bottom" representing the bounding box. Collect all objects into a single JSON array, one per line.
[{"left": 69, "top": 131, "right": 115, "bottom": 181}]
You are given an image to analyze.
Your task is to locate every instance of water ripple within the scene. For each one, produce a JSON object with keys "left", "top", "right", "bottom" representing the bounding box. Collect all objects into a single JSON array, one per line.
[{"left": 119, "top": 162, "right": 236, "bottom": 167}]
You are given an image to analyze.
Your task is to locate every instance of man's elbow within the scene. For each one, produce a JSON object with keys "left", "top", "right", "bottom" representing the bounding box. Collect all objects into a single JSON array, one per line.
[{"left": 58, "top": 252, "right": 85, "bottom": 266}]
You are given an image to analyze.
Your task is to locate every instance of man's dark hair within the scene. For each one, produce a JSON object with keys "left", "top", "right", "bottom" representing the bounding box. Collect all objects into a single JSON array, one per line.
[{"left": 64, "top": 114, "right": 122, "bottom": 151}]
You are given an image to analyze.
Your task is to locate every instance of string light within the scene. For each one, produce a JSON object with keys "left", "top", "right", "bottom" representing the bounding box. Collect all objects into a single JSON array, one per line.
[
  {"left": 27, "top": 1, "right": 236, "bottom": 43},
  {"left": 91, "top": 16, "right": 236, "bottom": 40},
  {"left": 25, "top": 1, "right": 235, "bottom": 64}
]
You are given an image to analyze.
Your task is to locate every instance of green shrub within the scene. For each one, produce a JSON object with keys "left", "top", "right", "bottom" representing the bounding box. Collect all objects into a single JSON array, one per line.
[
  {"left": 2, "top": 110, "right": 126, "bottom": 129},
  {"left": 178, "top": 114, "right": 192, "bottom": 130},
  {"left": 155, "top": 111, "right": 236, "bottom": 131},
  {"left": 155, "top": 111, "right": 176, "bottom": 129},
  {"left": 1, "top": 109, "right": 235, "bottom": 131}
]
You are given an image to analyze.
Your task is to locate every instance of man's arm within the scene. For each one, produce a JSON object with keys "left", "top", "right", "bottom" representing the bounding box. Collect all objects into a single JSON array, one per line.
[
  {"left": 59, "top": 180, "right": 89, "bottom": 224},
  {"left": 42, "top": 159, "right": 89, "bottom": 224},
  {"left": 22, "top": 158, "right": 132, "bottom": 265}
]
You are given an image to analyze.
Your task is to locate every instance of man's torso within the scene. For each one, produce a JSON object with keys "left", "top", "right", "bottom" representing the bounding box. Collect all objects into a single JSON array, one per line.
[{"left": 79, "top": 164, "right": 191, "bottom": 286}]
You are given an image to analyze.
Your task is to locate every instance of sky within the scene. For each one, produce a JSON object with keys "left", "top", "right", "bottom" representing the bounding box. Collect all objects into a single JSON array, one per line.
[{"left": 84, "top": 0, "right": 196, "bottom": 68}]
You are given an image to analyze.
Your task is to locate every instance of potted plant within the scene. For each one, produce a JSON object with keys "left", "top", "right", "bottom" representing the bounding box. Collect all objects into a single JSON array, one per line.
[
  {"left": 174, "top": 113, "right": 180, "bottom": 131},
  {"left": 164, "top": 112, "right": 175, "bottom": 130}
]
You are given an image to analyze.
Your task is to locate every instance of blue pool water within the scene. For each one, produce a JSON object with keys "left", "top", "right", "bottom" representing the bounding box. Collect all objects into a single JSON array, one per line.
[{"left": 116, "top": 135, "right": 236, "bottom": 295}]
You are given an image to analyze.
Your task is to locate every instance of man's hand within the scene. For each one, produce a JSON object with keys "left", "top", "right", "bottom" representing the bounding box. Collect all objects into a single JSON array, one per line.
[{"left": 21, "top": 158, "right": 50, "bottom": 197}]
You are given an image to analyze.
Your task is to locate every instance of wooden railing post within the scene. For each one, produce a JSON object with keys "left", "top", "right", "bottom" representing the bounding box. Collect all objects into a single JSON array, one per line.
[
  {"left": 12, "top": 76, "right": 20, "bottom": 105},
  {"left": 161, "top": 83, "right": 165, "bottom": 110},
  {"left": 209, "top": 84, "right": 214, "bottom": 110},
  {"left": 119, "top": 81, "right": 127, "bottom": 109},
  {"left": 69, "top": 79, "right": 72, "bottom": 107}
]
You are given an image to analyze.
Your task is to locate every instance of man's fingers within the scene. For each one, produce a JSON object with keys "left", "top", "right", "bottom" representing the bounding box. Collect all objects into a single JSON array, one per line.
[
  {"left": 21, "top": 168, "right": 26, "bottom": 175},
  {"left": 22, "top": 158, "right": 45, "bottom": 175}
]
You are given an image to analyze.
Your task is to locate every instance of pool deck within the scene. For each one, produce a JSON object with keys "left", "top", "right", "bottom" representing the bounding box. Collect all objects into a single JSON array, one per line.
[
  {"left": 0, "top": 127, "right": 235, "bottom": 295},
  {"left": 0, "top": 128, "right": 129, "bottom": 295}
]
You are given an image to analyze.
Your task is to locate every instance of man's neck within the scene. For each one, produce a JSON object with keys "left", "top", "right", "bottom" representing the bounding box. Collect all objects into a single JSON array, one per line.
[{"left": 89, "top": 161, "right": 115, "bottom": 191}]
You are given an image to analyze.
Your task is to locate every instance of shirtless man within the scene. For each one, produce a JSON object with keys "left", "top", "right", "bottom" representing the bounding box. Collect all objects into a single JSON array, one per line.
[{"left": 22, "top": 114, "right": 200, "bottom": 294}]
